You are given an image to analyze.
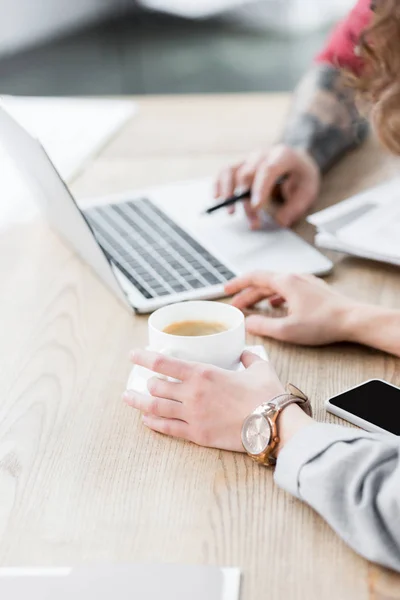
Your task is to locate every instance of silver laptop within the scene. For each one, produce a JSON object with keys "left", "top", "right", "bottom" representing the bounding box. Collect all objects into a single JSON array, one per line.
[{"left": 0, "top": 104, "right": 332, "bottom": 313}]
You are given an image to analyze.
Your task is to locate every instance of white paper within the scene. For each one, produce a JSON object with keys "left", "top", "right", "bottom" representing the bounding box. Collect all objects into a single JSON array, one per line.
[
  {"left": 0, "top": 96, "right": 136, "bottom": 180},
  {"left": 0, "top": 565, "right": 240, "bottom": 600},
  {"left": 308, "top": 177, "right": 400, "bottom": 228},
  {"left": 0, "top": 569, "right": 72, "bottom": 577},
  {"left": 0, "top": 96, "right": 136, "bottom": 228},
  {"left": 222, "top": 568, "right": 241, "bottom": 600},
  {"left": 337, "top": 197, "right": 400, "bottom": 258},
  {"left": 308, "top": 177, "right": 400, "bottom": 266}
]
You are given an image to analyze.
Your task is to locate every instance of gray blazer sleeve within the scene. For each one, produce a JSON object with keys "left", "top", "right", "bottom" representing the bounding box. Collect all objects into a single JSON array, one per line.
[{"left": 274, "top": 423, "right": 400, "bottom": 572}]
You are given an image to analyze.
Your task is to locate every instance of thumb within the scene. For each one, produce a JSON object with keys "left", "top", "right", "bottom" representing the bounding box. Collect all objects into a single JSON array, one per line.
[
  {"left": 275, "top": 200, "right": 308, "bottom": 228},
  {"left": 240, "top": 350, "right": 264, "bottom": 369},
  {"left": 246, "top": 314, "right": 287, "bottom": 340},
  {"left": 275, "top": 179, "right": 315, "bottom": 227}
]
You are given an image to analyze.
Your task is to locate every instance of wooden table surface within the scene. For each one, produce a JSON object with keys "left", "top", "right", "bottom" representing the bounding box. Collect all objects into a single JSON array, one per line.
[{"left": 1, "top": 94, "right": 400, "bottom": 599}]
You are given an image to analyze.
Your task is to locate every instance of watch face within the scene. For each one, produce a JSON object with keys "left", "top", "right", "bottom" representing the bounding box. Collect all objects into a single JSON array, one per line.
[{"left": 241, "top": 413, "right": 272, "bottom": 455}]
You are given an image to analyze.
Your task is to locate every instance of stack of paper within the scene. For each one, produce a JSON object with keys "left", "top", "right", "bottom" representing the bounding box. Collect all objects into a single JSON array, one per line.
[{"left": 308, "top": 177, "right": 400, "bottom": 267}]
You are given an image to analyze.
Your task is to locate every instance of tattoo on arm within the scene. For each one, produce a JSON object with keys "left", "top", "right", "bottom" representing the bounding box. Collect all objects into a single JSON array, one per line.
[{"left": 282, "top": 63, "right": 369, "bottom": 173}]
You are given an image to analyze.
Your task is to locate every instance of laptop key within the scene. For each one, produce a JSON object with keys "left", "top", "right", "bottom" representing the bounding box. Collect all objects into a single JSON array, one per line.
[
  {"left": 189, "top": 279, "right": 206, "bottom": 289},
  {"left": 171, "top": 283, "right": 187, "bottom": 293},
  {"left": 84, "top": 198, "right": 235, "bottom": 300},
  {"left": 203, "top": 273, "right": 220, "bottom": 285}
]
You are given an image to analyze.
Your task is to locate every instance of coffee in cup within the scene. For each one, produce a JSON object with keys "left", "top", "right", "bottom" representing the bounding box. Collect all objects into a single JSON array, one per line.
[
  {"left": 162, "top": 320, "right": 228, "bottom": 337},
  {"left": 148, "top": 301, "right": 245, "bottom": 370}
]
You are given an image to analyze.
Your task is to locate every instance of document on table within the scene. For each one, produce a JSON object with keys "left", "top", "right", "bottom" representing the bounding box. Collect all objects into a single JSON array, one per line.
[
  {"left": 0, "top": 565, "right": 241, "bottom": 600},
  {"left": 308, "top": 177, "right": 400, "bottom": 266},
  {"left": 0, "top": 96, "right": 136, "bottom": 227}
]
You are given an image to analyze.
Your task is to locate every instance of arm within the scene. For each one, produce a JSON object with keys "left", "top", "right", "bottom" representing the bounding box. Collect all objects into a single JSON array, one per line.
[
  {"left": 214, "top": 1, "right": 372, "bottom": 227},
  {"left": 282, "top": 0, "right": 373, "bottom": 172},
  {"left": 215, "top": 63, "right": 369, "bottom": 228},
  {"left": 275, "top": 415, "right": 400, "bottom": 571},
  {"left": 226, "top": 273, "right": 400, "bottom": 359},
  {"left": 343, "top": 304, "right": 400, "bottom": 357},
  {"left": 127, "top": 347, "right": 400, "bottom": 570},
  {"left": 281, "top": 63, "right": 369, "bottom": 174}
]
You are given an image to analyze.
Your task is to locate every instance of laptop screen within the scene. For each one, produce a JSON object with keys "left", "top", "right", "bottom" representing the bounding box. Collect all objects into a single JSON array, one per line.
[{"left": 0, "top": 103, "right": 130, "bottom": 309}]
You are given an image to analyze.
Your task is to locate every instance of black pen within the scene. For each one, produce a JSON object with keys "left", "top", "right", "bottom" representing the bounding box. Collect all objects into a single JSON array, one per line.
[{"left": 204, "top": 175, "right": 288, "bottom": 215}]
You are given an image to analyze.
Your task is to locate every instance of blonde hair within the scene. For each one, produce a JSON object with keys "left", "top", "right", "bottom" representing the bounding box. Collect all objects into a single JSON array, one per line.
[{"left": 351, "top": 0, "right": 400, "bottom": 154}]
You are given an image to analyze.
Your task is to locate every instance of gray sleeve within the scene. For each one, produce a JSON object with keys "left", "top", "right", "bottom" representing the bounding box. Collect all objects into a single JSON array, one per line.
[{"left": 274, "top": 423, "right": 400, "bottom": 571}]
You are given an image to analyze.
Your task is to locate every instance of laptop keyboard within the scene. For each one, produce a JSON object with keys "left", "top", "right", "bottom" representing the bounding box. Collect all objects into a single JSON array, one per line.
[{"left": 83, "top": 199, "right": 235, "bottom": 300}]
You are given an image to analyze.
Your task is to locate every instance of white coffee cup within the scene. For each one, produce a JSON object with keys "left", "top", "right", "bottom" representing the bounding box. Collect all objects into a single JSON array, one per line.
[{"left": 148, "top": 301, "right": 245, "bottom": 370}]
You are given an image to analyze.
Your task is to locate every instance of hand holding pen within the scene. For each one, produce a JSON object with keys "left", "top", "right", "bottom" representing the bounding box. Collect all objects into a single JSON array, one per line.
[
  {"left": 209, "top": 146, "right": 321, "bottom": 229},
  {"left": 205, "top": 177, "right": 287, "bottom": 217}
]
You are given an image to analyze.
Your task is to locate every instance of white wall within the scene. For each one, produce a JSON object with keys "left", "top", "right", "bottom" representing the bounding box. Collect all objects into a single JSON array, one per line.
[
  {"left": 0, "top": 0, "right": 128, "bottom": 56},
  {"left": 0, "top": 0, "right": 354, "bottom": 57},
  {"left": 265, "top": 0, "right": 355, "bottom": 32},
  {"left": 139, "top": 0, "right": 355, "bottom": 31}
]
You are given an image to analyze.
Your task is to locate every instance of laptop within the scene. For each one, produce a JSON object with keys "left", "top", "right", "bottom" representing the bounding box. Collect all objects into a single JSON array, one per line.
[{"left": 0, "top": 104, "right": 332, "bottom": 313}]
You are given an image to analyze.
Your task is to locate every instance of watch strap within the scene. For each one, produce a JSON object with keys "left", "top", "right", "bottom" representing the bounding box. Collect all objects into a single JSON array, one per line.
[{"left": 255, "top": 388, "right": 312, "bottom": 421}]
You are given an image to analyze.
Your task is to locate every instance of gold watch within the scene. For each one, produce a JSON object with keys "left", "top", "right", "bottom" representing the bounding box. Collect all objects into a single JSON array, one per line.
[{"left": 241, "top": 384, "right": 312, "bottom": 467}]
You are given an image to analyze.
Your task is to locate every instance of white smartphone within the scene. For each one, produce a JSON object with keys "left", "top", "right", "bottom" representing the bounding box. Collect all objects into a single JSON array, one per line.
[{"left": 325, "top": 379, "right": 400, "bottom": 437}]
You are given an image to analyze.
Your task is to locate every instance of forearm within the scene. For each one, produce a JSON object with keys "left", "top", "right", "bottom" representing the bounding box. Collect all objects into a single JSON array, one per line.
[
  {"left": 342, "top": 303, "right": 400, "bottom": 357},
  {"left": 282, "top": 64, "right": 369, "bottom": 173},
  {"left": 275, "top": 422, "right": 400, "bottom": 572}
]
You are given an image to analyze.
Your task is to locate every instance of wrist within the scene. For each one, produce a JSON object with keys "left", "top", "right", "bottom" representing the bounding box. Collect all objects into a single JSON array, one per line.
[
  {"left": 275, "top": 403, "right": 314, "bottom": 458},
  {"left": 339, "top": 302, "right": 380, "bottom": 345},
  {"left": 279, "top": 134, "right": 323, "bottom": 175},
  {"left": 280, "top": 143, "right": 322, "bottom": 178},
  {"left": 339, "top": 303, "right": 400, "bottom": 356}
]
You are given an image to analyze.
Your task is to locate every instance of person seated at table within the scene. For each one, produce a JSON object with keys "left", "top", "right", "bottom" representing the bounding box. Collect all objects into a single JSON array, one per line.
[
  {"left": 214, "top": 0, "right": 383, "bottom": 230},
  {"left": 125, "top": 271, "right": 400, "bottom": 574},
  {"left": 124, "top": 0, "right": 400, "bottom": 573}
]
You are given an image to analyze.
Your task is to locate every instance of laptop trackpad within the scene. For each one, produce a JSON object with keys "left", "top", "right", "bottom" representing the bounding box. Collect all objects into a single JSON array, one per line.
[{"left": 153, "top": 179, "right": 330, "bottom": 275}]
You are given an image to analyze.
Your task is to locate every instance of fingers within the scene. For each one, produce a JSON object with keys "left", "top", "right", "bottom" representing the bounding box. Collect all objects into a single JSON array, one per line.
[
  {"left": 215, "top": 158, "right": 260, "bottom": 218},
  {"left": 219, "top": 166, "right": 236, "bottom": 200},
  {"left": 241, "top": 350, "right": 264, "bottom": 369},
  {"left": 213, "top": 177, "right": 221, "bottom": 201},
  {"left": 214, "top": 165, "right": 240, "bottom": 214},
  {"left": 226, "top": 272, "right": 309, "bottom": 301},
  {"left": 251, "top": 151, "right": 291, "bottom": 212},
  {"left": 243, "top": 200, "right": 261, "bottom": 230},
  {"left": 142, "top": 415, "right": 189, "bottom": 440},
  {"left": 274, "top": 161, "right": 320, "bottom": 227},
  {"left": 130, "top": 350, "right": 191, "bottom": 381},
  {"left": 228, "top": 281, "right": 285, "bottom": 310},
  {"left": 245, "top": 314, "right": 291, "bottom": 341},
  {"left": 146, "top": 376, "right": 184, "bottom": 402},
  {"left": 236, "top": 160, "right": 260, "bottom": 228},
  {"left": 249, "top": 146, "right": 320, "bottom": 227},
  {"left": 214, "top": 146, "right": 321, "bottom": 228},
  {"left": 225, "top": 272, "right": 277, "bottom": 297},
  {"left": 236, "top": 156, "right": 259, "bottom": 189},
  {"left": 124, "top": 390, "right": 184, "bottom": 420},
  {"left": 274, "top": 187, "right": 311, "bottom": 227},
  {"left": 230, "top": 286, "right": 268, "bottom": 310},
  {"left": 269, "top": 294, "right": 286, "bottom": 308}
]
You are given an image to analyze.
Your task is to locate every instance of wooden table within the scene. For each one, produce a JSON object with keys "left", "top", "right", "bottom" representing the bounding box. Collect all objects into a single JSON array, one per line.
[{"left": 1, "top": 94, "right": 400, "bottom": 600}]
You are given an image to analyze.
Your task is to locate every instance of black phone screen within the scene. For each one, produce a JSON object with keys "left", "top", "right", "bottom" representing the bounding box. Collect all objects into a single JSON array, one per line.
[{"left": 329, "top": 379, "right": 400, "bottom": 435}]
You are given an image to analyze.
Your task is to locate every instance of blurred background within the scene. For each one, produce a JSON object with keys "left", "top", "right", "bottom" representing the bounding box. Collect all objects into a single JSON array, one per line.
[{"left": 0, "top": 0, "right": 355, "bottom": 97}]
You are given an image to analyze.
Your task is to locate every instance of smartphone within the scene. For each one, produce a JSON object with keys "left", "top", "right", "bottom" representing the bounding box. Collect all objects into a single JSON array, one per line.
[{"left": 325, "top": 379, "right": 400, "bottom": 437}]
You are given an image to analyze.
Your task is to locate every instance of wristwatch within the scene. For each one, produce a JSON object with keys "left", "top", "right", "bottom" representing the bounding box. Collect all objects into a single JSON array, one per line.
[{"left": 241, "top": 384, "right": 312, "bottom": 467}]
